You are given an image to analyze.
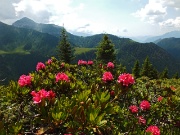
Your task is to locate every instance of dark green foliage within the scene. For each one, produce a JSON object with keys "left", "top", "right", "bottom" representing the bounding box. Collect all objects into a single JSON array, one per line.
[
  {"left": 149, "top": 65, "right": 159, "bottom": 79},
  {"left": 132, "top": 60, "right": 140, "bottom": 78},
  {"left": 0, "top": 22, "right": 58, "bottom": 55},
  {"left": 0, "top": 53, "right": 48, "bottom": 85},
  {"left": 140, "top": 57, "right": 150, "bottom": 77},
  {"left": 116, "top": 41, "right": 179, "bottom": 76},
  {"left": 140, "top": 57, "right": 158, "bottom": 79},
  {"left": 0, "top": 58, "right": 180, "bottom": 134},
  {"left": 173, "top": 72, "right": 179, "bottom": 79},
  {"left": 156, "top": 37, "right": 180, "bottom": 59},
  {"left": 160, "top": 67, "right": 169, "bottom": 79},
  {"left": 0, "top": 20, "right": 180, "bottom": 83},
  {"left": 117, "top": 63, "right": 127, "bottom": 73},
  {"left": 96, "top": 35, "right": 116, "bottom": 64},
  {"left": 57, "top": 27, "right": 74, "bottom": 63}
]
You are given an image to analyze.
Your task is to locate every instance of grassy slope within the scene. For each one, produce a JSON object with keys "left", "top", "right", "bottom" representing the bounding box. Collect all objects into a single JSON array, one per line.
[
  {"left": 74, "top": 47, "right": 96, "bottom": 55},
  {"left": 0, "top": 47, "right": 95, "bottom": 55}
]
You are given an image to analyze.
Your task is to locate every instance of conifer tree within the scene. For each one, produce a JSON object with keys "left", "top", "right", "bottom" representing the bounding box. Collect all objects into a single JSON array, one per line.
[
  {"left": 160, "top": 67, "right": 169, "bottom": 79},
  {"left": 140, "top": 57, "right": 158, "bottom": 79},
  {"left": 149, "top": 65, "right": 159, "bottom": 79},
  {"left": 172, "top": 72, "right": 179, "bottom": 79},
  {"left": 96, "top": 34, "right": 116, "bottom": 64},
  {"left": 57, "top": 27, "right": 74, "bottom": 63},
  {"left": 132, "top": 60, "right": 140, "bottom": 78},
  {"left": 140, "top": 57, "right": 150, "bottom": 77}
]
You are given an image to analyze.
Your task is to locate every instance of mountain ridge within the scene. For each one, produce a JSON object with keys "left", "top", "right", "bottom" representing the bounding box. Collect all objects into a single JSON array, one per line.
[
  {"left": 156, "top": 37, "right": 180, "bottom": 59},
  {"left": 145, "top": 31, "right": 180, "bottom": 43},
  {"left": 0, "top": 18, "right": 180, "bottom": 84}
]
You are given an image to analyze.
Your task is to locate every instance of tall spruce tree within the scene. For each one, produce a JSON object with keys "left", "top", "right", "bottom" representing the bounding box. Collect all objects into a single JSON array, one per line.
[
  {"left": 96, "top": 34, "right": 116, "bottom": 64},
  {"left": 57, "top": 27, "right": 74, "bottom": 63},
  {"left": 160, "top": 67, "right": 169, "bottom": 79},
  {"left": 132, "top": 60, "right": 140, "bottom": 78},
  {"left": 140, "top": 57, "right": 158, "bottom": 79},
  {"left": 140, "top": 57, "right": 150, "bottom": 77}
]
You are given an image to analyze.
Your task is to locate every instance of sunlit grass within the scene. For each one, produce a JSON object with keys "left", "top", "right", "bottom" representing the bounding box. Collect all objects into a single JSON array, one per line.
[
  {"left": 0, "top": 45, "right": 31, "bottom": 54},
  {"left": 75, "top": 47, "right": 96, "bottom": 55}
]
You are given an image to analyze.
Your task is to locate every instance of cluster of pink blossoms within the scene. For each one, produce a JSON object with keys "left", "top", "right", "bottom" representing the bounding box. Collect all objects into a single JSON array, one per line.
[
  {"left": 47, "top": 59, "right": 52, "bottom": 64},
  {"left": 138, "top": 116, "right": 146, "bottom": 125},
  {"left": 117, "top": 73, "right": 135, "bottom": 86},
  {"left": 18, "top": 75, "right": 32, "bottom": 87},
  {"left": 129, "top": 100, "right": 152, "bottom": 113},
  {"left": 56, "top": 72, "right": 69, "bottom": 82},
  {"left": 102, "top": 72, "right": 113, "bottom": 82},
  {"left": 36, "top": 62, "right": 46, "bottom": 71},
  {"left": 78, "top": 60, "right": 93, "bottom": 65},
  {"left": 129, "top": 105, "right": 138, "bottom": 113},
  {"left": 140, "top": 100, "right": 151, "bottom": 111},
  {"left": 107, "top": 62, "right": 114, "bottom": 68},
  {"left": 31, "top": 89, "right": 55, "bottom": 104},
  {"left": 146, "top": 125, "right": 160, "bottom": 135},
  {"left": 129, "top": 105, "right": 147, "bottom": 125}
]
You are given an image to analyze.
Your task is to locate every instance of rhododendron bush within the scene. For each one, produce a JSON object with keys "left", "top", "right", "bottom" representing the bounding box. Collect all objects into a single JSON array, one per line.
[{"left": 0, "top": 57, "right": 180, "bottom": 134}]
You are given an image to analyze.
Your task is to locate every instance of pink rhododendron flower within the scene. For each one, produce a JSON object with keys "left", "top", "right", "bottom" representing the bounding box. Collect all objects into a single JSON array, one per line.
[
  {"left": 157, "top": 96, "right": 163, "bottom": 102},
  {"left": 18, "top": 74, "right": 32, "bottom": 87},
  {"left": 56, "top": 72, "right": 69, "bottom": 82},
  {"left": 36, "top": 62, "right": 45, "bottom": 71},
  {"left": 129, "top": 105, "right": 138, "bottom": 113},
  {"left": 31, "top": 89, "right": 55, "bottom": 104},
  {"left": 47, "top": 59, "right": 52, "bottom": 64},
  {"left": 117, "top": 73, "right": 135, "bottom": 86},
  {"left": 48, "top": 90, "right": 56, "bottom": 99},
  {"left": 138, "top": 116, "right": 146, "bottom": 125},
  {"left": 30, "top": 91, "right": 37, "bottom": 97},
  {"left": 78, "top": 60, "right": 87, "bottom": 65},
  {"left": 87, "top": 60, "right": 93, "bottom": 65},
  {"left": 107, "top": 62, "right": 114, "bottom": 68},
  {"left": 38, "top": 89, "right": 49, "bottom": 98},
  {"left": 140, "top": 100, "right": 151, "bottom": 111},
  {"left": 146, "top": 125, "right": 160, "bottom": 135},
  {"left": 33, "top": 96, "right": 42, "bottom": 104},
  {"left": 102, "top": 72, "right": 113, "bottom": 82}
]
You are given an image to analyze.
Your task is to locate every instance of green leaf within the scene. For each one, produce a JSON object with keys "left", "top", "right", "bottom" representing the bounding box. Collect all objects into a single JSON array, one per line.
[
  {"left": 98, "top": 120, "right": 107, "bottom": 127},
  {"left": 76, "top": 90, "right": 91, "bottom": 102},
  {"left": 96, "top": 113, "right": 105, "bottom": 125}
]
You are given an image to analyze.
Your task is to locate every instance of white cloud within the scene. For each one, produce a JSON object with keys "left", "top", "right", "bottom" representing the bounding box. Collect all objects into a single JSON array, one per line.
[
  {"left": 12, "top": 0, "right": 86, "bottom": 27},
  {"left": 132, "top": 0, "right": 167, "bottom": 24},
  {"left": 0, "top": 0, "right": 21, "bottom": 24},
  {"left": 159, "top": 17, "right": 180, "bottom": 27},
  {"left": 162, "top": 0, "right": 180, "bottom": 10}
]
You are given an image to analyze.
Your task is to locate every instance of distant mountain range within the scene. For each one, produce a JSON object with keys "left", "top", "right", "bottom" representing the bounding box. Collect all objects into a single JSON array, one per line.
[
  {"left": 0, "top": 17, "right": 180, "bottom": 84},
  {"left": 144, "top": 31, "right": 180, "bottom": 43}
]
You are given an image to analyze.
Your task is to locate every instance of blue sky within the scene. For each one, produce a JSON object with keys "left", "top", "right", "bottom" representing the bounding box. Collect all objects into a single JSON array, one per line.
[{"left": 0, "top": 0, "right": 180, "bottom": 37}]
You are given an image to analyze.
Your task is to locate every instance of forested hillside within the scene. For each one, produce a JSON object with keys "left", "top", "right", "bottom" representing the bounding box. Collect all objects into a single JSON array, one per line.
[
  {"left": 0, "top": 19, "right": 180, "bottom": 84},
  {"left": 155, "top": 37, "right": 180, "bottom": 59}
]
